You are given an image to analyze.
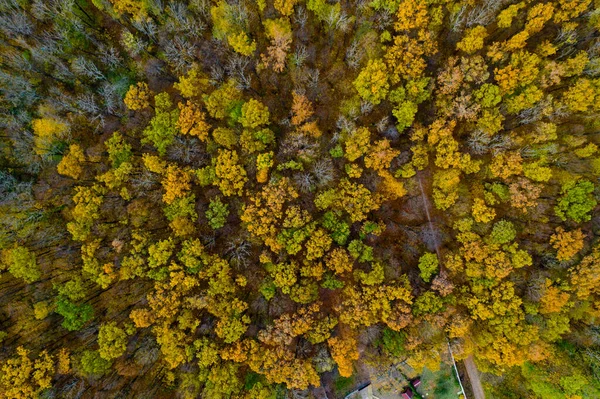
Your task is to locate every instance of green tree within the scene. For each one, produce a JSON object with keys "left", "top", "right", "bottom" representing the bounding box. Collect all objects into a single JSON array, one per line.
[
  {"left": 98, "top": 322, "right": 128, "bottom": 360},
  {"left": 555, "top": 180, "right": 597, "bottom": 223},
  {"left": 105, "top": 132, "right": 133, "bottom": 168},
  {"left": 79, "top": 350, "right": 112, "bottom": 377},
  {"left": 412, "top": 291, "right": 444, "bottom": 316},
  {"left": 206, "top": 197, "right": 230, "bottom": 229},
  {"left": 392, "top": 101, "right": 418, "bottom": 133},
  {"left": 489, "top": 220, "right": 517, "bottom": 245},
  {"left": 143, "top": 93, "right": 179, "bottom": 156},
  {"left": 55, "top": 297, "right": 94, "bottom": 331},
  {"left": 2, "top": 245, "right": 40, "bottom": 283},
  {"left": 418, "top": 252, "right": 438, "bottom": 283},
  {"left": 240, "top": 99, "right": 270, "bottom": 129}
]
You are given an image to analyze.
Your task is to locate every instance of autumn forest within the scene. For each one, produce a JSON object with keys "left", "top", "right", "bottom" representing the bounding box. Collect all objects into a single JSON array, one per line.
[{"left": 1, "top": 0, "right": 600, "bottom": 398}]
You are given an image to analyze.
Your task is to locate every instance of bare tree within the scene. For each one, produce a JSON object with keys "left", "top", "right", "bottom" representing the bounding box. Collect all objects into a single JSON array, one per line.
[
  {"left": 345, "top": 40, "right": 363, "bottom": 69},
  {"left": 294, "top": 172, "right": 316, "bottom": 193},
  {"left": 99, "top": 45, "right": 124, "bottom": 70},
  {"left": 0, "top": 9, "right": 33, "bottom": 37},
  {"left": 312, "top": 158, "right": 335, "bottom": 187},
  {"left": 466, "top": 0, "right": 505, "bottom": 27},
  {"left": 163, "top": 37, "right": 197, "bottom": 73},
  {"left": 291, "top": 45, "right": 308, "bottom": 68},
  {"left": 294, "top": 6, "right": 308, "bottom": 29},
  {"left": 226, "top": 54, "right": 252, "bottom": 89},
  {"left": 72, "top": 57, "right": 106, "bottom": 81}
]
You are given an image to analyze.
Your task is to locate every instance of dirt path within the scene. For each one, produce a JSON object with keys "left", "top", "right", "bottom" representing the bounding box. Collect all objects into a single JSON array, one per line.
[
  {"left": 464, "top": 355, "right": 485, "bottom": 399},
  {"left": 416, "top": 172, "right": 441, "bottom": 258}
]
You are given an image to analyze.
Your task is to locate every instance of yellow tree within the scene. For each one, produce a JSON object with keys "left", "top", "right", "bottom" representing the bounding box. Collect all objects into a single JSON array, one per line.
[
  {"left": 161, "top": 165, "right": 192, "bottom": 204},
  {"left": 214, "top": 150, "right": 248, "bottom": 196},
  {"left": 539, "top": 280, "right": 570, "bottom": 314},
  {"left": 457, "top": 26, "right": 488, "bottom": 54},
  {"left": 174, "top": 67, "right": 211, "bottom": 99},
  {"left": 291, "top": 92, "right": 314, "bottom": 126},
  {"left": 240, "top": 99, "right": 270, "bottom": 129},
  {"left": 364, "top": 139, "right": 400, "bottom": 174},
  {"left": 124, "top": 82, "right": 152, "bottom": 110},
  {"left": 344, "top": 127, "right": 371, "bottom": 162},
  {"left": 57, "top": 144, "right": 86, "bottom": 179},
  {"left": 472, "top": 198, "right": 496, "bottom": 223},
  {"left": 570, "top": 245, "right": 600, "bottom": 299},
  {"left": 32, "top": 117, "right": 68, "bottom": 156},
  {"left": 550, "top": 227, "right": 585, "bottom": 261},
  {"left": 241, "top": 178, "right": 298, "bottom": 251},
  {"left": 353, "top": 59, "right": 389, "bottom": 105},
  {"left": 0, "top": 347, "right": 54, "bottom": 398},
  {"left": 328, "top": 332, "right": 359, "bottom": 377},
  {"left": 177, "top": 101, "right": 210, "bottom": 141}
]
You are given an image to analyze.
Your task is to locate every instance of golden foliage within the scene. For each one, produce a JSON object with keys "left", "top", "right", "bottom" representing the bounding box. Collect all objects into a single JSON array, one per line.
[
  {"left": 550, "top": 227, "right": 585, "bottom": 261},
  {"left": 177, "top": 101, "right": 210, "bottom": 141},
  {"left": 328, "top": 333, "right": 359, "bottom": 378},
  {"left": 57, "top": 144, "right": 86, "bottom": 179},
  {"left": 124, "top": 82, "right": 151, "bottom": 110},
  {"left": 214, "top": 150, "right": 248, "bottom": 196}
]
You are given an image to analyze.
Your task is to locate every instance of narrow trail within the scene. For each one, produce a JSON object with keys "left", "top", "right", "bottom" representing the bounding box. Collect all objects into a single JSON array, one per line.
[
  {"left": 464, "top": 356, "right": 485, "bottom": 399},
  {"left": 416, "top": 172, "right": 441, "bottom": 259},
  {"left": 417, "top": 172, "right": 485, "bottom": 399}
]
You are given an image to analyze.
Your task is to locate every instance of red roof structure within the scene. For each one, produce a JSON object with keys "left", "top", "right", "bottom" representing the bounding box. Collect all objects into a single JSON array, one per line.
[{"left": 401, "top": 389, "right": 414, "bottom": 399}]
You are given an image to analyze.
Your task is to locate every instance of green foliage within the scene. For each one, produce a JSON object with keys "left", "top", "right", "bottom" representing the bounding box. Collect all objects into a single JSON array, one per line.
[
  {"left": 80, "top": 350, "right": 112, "bottom": 377},
  {"left": 330, "top": 145, "right": 344, "bottom": 158},
  {"left": 489, "top": 220, "right": 517, "bottom": 245},
  {"left": 196, "top": 166, "right": 217, "bottom": 186},
  {"left": 418, "top": 252, "right": 438, "bottom": 283},
  {"left": 259, "top": 279, "right": 276, "bottom": 300},
  {"left": 105, "top": 132, "right": 133, "bottom": 168},
  {"left": 555, "top": 180, "right": 597, "bottom": 222},
  {"left": 142, "top": 93, "right": 179, "bottom": 156},
  {"left": 307, "top": 0, "right": 342, "bottom": 25},
  {"left": 348, "top": 240, "right": 374, "bottom": 263},
  {"left": 321, "top": 273, "right": 345, "bottom": 290},
  {"left": 393, "top": 101, "right": 418, "bottom": 133},
  {"left": 98, "top": 322, "right": 128, "bottom": 360},
  {"left": 486, "top": 182, "right": 510, "bottom": 202},
  {"left": 354, "top": 262, "right": 385, "bottom": 286},
  {"left": 2, "top": 245, "right": 40, "bottom": 283},
  {"left": 206, "top": 197, "right": 229, "bottom": 229},
  {"left": 379, "top": 327, "right": 406, "bottom": 357},
  {"left": 412, "top": 291, "right": 444, "bottom": 316},
  {"left": 56, "top": 297, "right": 94, "bottom": 331},
  {"left": 56, "top": 277, "right": 86, "bottom": 302},
  {"left": 321, "top": 211, "right": 350, "bottom": 245},
  {"left": 163, "top": 194, "right": 198, "bottom": 221}
]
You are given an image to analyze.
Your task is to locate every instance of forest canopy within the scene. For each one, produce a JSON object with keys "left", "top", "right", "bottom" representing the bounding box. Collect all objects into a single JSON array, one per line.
[{"left": 1, "top": 0, "right": 600, "bottom": 398}]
